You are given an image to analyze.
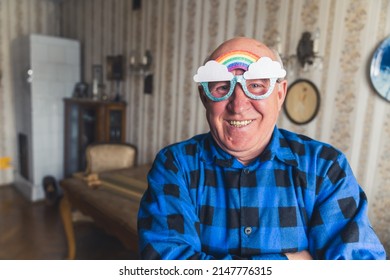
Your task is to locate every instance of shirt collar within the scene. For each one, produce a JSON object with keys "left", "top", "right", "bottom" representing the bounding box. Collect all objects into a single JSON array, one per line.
[
  {"left": 200, "top": 126, "right": 298, "bottom": 168},
  {"left": 265, "top": 126, "right": 298, "bottom": 166}
]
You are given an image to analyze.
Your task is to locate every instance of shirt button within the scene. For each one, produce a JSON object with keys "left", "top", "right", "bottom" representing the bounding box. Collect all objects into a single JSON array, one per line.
[
  {"left": 243, "top": 169, "right": 250, "bottom": 174},
  {"left": 244, "top": 227, "right": 252, "bottom": 235}
]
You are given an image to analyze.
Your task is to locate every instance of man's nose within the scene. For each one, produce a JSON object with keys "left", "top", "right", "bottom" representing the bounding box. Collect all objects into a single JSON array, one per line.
[{"left": 227, "top": 83, "right": 251, "bottom": 113}]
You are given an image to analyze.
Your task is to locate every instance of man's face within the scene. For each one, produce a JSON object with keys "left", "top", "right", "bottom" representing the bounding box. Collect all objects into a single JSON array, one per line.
[{"left": 198, "top": 41, "right": 287, "bottom": 164}]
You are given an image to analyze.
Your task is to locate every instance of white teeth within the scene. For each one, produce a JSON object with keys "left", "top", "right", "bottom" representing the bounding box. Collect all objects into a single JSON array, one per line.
[{"left": 228, "top": 120, "right": 253, "bottom": 127}]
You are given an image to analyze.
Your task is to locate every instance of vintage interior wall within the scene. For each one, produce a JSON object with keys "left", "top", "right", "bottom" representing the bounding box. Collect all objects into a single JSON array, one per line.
[
  {"left": 0, "top": 0, "right": 60, "bottom": 185},
  {"left": 60, "top": 0, "right": 390, "bottom": 254},
  {"left": 0, "top": 0, "right": 387, "bottom": 256}
]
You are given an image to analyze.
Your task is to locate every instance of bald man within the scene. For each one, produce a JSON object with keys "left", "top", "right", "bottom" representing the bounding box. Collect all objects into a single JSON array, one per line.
[{"left": 137, "top": 37, "right": 386, "bottom": 260}]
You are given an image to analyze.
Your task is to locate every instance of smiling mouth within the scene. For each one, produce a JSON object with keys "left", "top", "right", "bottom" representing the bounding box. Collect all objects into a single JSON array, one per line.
[{"left": 228, "top": 120, "right": 253, "bottom": 128}]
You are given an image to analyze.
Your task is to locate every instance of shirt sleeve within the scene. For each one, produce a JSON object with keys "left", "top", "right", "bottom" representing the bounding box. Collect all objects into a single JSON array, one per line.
[
  {"left": 307, "top": 153, "right": 386, "bottom": 260},
  {"left": 137, "top": 147, "right": 288, "bottom": 260}
]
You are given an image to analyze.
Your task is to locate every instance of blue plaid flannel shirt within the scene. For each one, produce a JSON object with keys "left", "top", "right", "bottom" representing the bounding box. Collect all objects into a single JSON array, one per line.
[{"left": 137, "top": 126, "right": 386, "bottom": 259}]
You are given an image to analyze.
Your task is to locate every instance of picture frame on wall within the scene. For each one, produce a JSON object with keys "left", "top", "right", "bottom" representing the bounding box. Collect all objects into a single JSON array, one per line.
[
  {"left": 283, "top": 79, "right": 321, "bottom": 125},
  {"left": 106, "top": 55, "right": 124, "bottom": 81}
]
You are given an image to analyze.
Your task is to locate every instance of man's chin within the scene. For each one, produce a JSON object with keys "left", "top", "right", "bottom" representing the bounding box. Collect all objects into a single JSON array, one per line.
[{"left": 221, "top": 140, "right": 254, "bottom": 155}]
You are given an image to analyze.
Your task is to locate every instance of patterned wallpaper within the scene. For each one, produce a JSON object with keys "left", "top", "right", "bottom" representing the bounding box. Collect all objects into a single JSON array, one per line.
[{"left": 0, "top": 0, "right": 389, "bottom": 254}]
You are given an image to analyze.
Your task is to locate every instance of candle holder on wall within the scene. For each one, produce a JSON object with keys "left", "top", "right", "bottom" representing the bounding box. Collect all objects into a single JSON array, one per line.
[
  {"left": 129, "top": 50, "right": 152, "bottom": 76},
  {"left": 296, "top": 30, "right": 322, "bottom": 69},
  {"left": 277, "top": 28, "right": 323, "bottom": 78}
]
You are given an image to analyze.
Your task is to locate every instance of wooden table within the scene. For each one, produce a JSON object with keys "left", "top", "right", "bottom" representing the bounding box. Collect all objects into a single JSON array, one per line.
[{"left": 59, "top": 164, "right": 151, "bottom": 259}]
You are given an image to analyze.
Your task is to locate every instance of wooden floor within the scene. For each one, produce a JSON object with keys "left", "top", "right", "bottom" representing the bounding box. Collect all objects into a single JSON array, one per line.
[{"left": 0, "top": 184, "right": 139, "bottom": 260}]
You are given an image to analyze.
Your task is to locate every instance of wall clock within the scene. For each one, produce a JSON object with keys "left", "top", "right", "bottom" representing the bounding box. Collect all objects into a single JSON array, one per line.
[
  {"left": 370, "top": 36, "right": 390, "bottom": 102},
  {"left": 284, "top": 79, "right": 320, "bottom": 125}
]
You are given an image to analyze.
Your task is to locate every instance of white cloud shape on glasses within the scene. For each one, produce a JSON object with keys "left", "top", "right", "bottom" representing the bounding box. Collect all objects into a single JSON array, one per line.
[
  {"left": 193, "top": 60, "right": 234, "bottom": 82},
  {"left": 244, "top": 57, "right": 286, "bottom": 80}
]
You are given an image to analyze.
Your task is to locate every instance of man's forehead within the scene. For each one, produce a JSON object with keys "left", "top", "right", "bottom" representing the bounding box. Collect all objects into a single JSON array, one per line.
[
  {"left": 214, "top": 50, "right": 260, "bottom": 72},
  {"left": 209, "top": 38, "right": 272, "bottom": 60}
]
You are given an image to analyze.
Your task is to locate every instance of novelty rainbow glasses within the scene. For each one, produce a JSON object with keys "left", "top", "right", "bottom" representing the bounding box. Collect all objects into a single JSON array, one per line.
[{"left": 193, "top": 51, "right": 286, "bottom": 101}]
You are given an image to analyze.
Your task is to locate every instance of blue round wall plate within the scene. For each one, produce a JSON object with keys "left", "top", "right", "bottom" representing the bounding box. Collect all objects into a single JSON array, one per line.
[{"left": 370, "top": 36, "right": 390, "bottom": 102}]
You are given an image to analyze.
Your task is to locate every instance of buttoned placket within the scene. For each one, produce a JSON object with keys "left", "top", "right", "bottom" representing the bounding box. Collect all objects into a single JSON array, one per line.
[{"left": 240, "top": 168, "right": 255, "bottom": 242}]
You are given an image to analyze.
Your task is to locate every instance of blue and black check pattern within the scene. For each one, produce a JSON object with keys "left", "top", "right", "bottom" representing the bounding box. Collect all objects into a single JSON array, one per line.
[{"left": 137, "top": 127, "right": 386, "bottom": 260}]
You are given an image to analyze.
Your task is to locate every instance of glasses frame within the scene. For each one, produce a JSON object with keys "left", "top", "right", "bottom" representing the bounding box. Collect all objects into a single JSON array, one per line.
[{"left": 200, "top": 75, "right": 277, "bottom": 102}]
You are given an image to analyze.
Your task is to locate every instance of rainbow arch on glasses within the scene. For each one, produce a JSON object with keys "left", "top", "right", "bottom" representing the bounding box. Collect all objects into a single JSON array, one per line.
[{"left": 215, "top": 50, "right": 259, "bottom": 72}]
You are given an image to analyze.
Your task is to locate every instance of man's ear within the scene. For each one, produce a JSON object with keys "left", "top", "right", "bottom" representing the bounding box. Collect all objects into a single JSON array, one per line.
[{"left": 277, "top": 80, "right": 288, "bottom": 110}]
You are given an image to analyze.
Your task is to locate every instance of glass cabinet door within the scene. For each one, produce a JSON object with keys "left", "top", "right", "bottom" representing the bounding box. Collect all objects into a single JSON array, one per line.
[
  {"left": 79, "top": 107, "right": 97, "bottom": 170},
  {"left": 64, "top": 103, "right": 79, "bottom": 177},
  {"left": 64, "top": 99, "right": 126, "bottom": 177},
  {"left": 108, "top": 109, "right": 123, "bottom": 143}
]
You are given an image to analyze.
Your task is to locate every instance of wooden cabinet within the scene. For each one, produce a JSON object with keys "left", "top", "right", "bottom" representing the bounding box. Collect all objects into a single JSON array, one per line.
[{"left": 63, "top": 98, "right": 126, "bottom": 177}]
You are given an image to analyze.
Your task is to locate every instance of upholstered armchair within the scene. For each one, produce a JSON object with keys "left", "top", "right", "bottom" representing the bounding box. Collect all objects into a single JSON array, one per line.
[
  {"left": 85, "top": 143, "right": 137, "bottom": 174},
  {"left": 59, "top": 142, "right": 139, "bottom": 259}
]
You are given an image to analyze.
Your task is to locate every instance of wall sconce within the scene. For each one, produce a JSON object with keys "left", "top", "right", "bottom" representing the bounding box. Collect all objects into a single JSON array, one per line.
[
  {"left": 129, "top": 50, "right": 152, "bottom": 76},
  {"left": 279, "top": 28, "right": 323, "bottom": 77}
]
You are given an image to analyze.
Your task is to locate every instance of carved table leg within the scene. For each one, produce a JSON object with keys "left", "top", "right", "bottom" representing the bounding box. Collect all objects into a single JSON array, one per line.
[{"left": 59, "top": 192, "right": 76, "bottom": 260}]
